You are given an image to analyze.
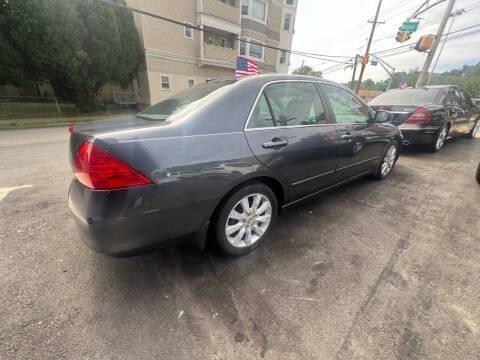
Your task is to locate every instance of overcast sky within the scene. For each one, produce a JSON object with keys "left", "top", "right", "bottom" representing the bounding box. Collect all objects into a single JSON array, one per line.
[{"left": 290, "top": 0, "right": 480, "bottom": 84}]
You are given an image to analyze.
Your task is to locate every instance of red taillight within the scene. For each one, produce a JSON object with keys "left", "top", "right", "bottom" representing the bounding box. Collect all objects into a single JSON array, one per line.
[
  {"left": 404, "top": 108, "right": 432, "bottom": 125},
  {"left": 73, "top": 141, "right": 152, "bottom": 190}
]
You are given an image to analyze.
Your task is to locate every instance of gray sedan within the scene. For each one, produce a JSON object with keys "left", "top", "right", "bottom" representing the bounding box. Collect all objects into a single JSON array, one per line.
[{"left": 68, "top": 75, "right": 402, "bottom": 256}]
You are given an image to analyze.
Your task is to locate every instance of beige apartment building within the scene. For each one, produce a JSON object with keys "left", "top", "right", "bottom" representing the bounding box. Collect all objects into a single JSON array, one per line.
[{"left": 126, "top": 0, "right": 298, "bottom": 105}]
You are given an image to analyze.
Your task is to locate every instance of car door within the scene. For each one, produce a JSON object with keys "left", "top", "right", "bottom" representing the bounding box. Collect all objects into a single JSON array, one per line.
[
  {"left": 244, "top": 81, "right": 341, "bottom": 201},
  {"left": 458, "top": 89, "right": 479, "bottom": 133},
  {"left": 448, "top": 87, "right": 468, "bottom": 135},
  {"left": 319, "top": 83, "right": 389, "bottom": 180}
]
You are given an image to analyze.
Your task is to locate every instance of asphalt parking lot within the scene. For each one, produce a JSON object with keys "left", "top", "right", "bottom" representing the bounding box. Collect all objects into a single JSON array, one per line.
[{"left": 1, "top": 127, "right": 479, "bottom": 359}]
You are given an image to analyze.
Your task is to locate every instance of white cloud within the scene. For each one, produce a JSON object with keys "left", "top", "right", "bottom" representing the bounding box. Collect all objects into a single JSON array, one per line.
[{"left": 291, "top": 0, "right": 480, "bottom": 84}]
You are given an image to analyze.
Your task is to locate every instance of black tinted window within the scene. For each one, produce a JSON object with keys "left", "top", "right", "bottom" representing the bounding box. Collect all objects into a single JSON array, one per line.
[
  {"left": 369, "top": 88, "right": 440, "bottom": 106},
  {"left": 137, "top": 81, "right": 233, "bottom": 121},
  {"left": 322, "top": 84, "right": 370, "bottom": 124},
  {"left": 263, "top": 82, "right": 327, "bottom": 126}
]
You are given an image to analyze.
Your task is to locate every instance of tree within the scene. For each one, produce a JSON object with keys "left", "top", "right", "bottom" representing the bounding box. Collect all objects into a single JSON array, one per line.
[
  {"left": 292, "top": 64, "right": 322, "bottom": 78},
  {"left": 0, "top": 0, "right": 143, "bottom": 111}
]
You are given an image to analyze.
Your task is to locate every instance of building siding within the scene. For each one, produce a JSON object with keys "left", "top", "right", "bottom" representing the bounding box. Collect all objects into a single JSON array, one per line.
[{"left": 127, "top": 0, "right": 297, "bottom": 104}]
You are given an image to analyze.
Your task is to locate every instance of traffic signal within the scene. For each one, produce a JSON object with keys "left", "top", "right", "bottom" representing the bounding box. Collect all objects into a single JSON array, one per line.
[
  {"left": 415, "top": 35, "right": 435, "bottom": 52},
  {"left": 396, "top": 31, "right": 412, "bottom": 43}
]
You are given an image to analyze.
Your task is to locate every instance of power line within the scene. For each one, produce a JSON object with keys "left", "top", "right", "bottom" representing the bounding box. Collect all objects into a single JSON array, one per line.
[{"left": 98, "top": 0, "right": 353, "bottom": 65}]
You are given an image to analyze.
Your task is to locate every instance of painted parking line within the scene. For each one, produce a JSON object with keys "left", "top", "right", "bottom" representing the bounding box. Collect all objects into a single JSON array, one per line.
[{"left": 0, "top": 185, "right": 33, "bottom": 202}]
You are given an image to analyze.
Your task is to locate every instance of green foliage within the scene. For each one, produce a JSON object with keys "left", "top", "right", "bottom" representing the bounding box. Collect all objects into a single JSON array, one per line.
[
  {"left": 292, "top": 65, "right": 323, "bottom": 78},
  {"left": 0, "top": 0, "right": 143, "bottom": 111},
  {"left": 360, "top": 63, "right": 480, "bottom": 97}
]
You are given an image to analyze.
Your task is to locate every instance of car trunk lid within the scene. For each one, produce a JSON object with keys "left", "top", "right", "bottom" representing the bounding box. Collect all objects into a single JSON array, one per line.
[{"left": 370, "top": 105, "right": 419, "bottom": 125}]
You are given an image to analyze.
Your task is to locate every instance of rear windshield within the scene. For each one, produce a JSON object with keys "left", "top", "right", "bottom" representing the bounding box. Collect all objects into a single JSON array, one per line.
[
  {"left": 369, "top": 88, "right": 440, "bottom": 106},
  {"left": 136, "top": 81, "right": 234, "bottom": 121}
]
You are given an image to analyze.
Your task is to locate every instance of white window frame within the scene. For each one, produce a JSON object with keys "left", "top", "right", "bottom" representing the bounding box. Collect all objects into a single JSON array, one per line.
[
  {"left": 188, "top": 79, "right": 195, "bottom": 88},
  {"left": 241, "top": 0, "right": 268, "bottom": 25},
  {"left": 160, "top": 75, "right": 171, "bottom": 90},
  {"left": 279, "top": 50, "right": 287, "bottom": 65},
  {"left": 283, "top": 13, "right": 292, "bottom": 32},
  {"left": 184, "top": 22, "right": 193, "bottom": 40},
  {"left": 238, "top": 37, "right": 265, "bottom": 62}
]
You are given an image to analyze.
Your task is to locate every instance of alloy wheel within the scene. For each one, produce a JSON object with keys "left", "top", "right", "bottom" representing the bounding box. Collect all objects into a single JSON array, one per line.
[
  {"left": 225, "top": 193, "right": 272, "bottom": 248},
  {"left": 436, "top": 127, "right": 448, "bottom": 150},
  {"left": 472, "top": 121, "right": 480, "bottom": 137},
  {"left": 381, "top": 145, "right": 397, "bottom": 177}
]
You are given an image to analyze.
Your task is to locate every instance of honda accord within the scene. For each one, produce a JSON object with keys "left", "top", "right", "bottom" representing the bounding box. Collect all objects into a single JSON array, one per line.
[{"left": 68, "top": 75, "right": 402, "bottom": 256}]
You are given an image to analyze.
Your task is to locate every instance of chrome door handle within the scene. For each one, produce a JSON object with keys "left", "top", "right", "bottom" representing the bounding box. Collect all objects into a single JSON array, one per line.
[
  {"left": 341, "top": 134, "right": 353, "bottom": 140},
  {"left": 262, "top": 139, "right": 288, "bottom": 149}
]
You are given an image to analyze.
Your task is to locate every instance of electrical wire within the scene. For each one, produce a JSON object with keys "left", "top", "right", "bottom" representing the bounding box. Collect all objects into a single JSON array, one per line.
[{"left": 98, "top": 0, "right": 354, "bottom": 64}]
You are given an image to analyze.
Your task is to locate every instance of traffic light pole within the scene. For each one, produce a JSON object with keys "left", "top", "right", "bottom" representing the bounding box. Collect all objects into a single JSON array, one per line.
[
  {"left": 355, "top": 0, "right": 384, "bottom": 94},
  {"left": 415, "top": 0, "right": 456, "bottom": 87}
]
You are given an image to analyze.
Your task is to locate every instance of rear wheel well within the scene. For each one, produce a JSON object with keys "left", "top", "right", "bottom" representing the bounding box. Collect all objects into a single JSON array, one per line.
[{"left": 205, "top": 176, "right": 285, "bottom": 248}]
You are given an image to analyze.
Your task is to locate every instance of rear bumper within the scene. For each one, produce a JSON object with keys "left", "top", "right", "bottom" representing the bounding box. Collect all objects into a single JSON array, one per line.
[
  {"left": 68, "top": 180, "right": 219, "bottom": 256},
  {"left": 398, "top": 125, "right": 440, "bottom": 145}
]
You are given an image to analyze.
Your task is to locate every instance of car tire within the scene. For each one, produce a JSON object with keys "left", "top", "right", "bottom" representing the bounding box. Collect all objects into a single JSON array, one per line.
[
  {"left": 476, "top": 163, "right": 480, "bottom": 185},
  {"left": 467, "top": 119, "right": 480, "bottom": 139},
  {"left": 374, "top": 140, "right": 399, "bottom": 180},
  {"left": 214, "top": 183, "right": 278, "bottom": 256},
  {"left": 430, "top": 124, "right": 449, "bottom": 152}
]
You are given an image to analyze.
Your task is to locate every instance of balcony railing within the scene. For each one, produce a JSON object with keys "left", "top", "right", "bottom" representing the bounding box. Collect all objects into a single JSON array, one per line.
[{"left": 202, "top": 43, "right": 237, "bottom": 66}]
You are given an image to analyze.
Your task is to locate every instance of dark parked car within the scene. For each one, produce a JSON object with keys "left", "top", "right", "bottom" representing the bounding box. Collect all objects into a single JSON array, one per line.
[
  {"left": 68, "top": 75, "right": 402, "bottom": 257},
  {"left": 369, "top": 85, "right": 480, "bottom": 152}
]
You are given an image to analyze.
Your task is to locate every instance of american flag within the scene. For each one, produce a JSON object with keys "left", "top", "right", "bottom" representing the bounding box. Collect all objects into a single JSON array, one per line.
[
  {"left": 235, "top": 56, "right": 258, "bottom": 78},
  {"left": 399, "top": 80, "right": 408, "bottom": 89}
]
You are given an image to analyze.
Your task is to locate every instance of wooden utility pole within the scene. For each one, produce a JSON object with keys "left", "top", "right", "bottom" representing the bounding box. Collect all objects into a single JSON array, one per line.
[
  {"left": 355, "top": 0, "right": 384, "bottom": 94},
  {"left": 350, "top": 55, "right": 359, "bottom": 89},
  {"left": 416, "top": 0, "right": 456, "bottom": 87}
]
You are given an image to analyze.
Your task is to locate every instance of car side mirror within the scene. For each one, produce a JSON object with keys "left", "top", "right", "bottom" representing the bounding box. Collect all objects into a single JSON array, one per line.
[{"left": 373, "top": 110, "right": 392, "bottom": 123}]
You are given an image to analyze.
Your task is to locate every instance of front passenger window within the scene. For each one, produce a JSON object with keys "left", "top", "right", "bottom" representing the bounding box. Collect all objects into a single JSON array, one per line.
[{"left": 321, "top": 84, "right": 370, "bottom": 124}]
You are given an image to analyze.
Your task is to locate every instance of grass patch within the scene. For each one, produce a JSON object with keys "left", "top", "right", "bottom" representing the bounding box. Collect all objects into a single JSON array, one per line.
[{"left": 0, "top": 100, "right": 79, "bottom": 119}]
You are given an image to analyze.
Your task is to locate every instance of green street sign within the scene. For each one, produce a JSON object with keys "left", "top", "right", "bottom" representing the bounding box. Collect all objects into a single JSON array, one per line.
[{"left": 399, "top": 21, "right": 419, "bottom": 32}]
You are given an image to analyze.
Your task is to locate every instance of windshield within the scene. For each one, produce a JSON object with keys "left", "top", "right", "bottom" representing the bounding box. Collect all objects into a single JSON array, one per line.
[
  {"left": 369, "top": 88, "right": 440, "bottom": 106},
  {"left": 137, "top": 81, "right": 234, "bottom": 121}
]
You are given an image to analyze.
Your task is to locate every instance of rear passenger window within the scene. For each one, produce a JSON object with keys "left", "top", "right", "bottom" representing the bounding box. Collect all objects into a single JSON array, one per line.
[
  {"left": 247, "top": 93, "right": 274, "bottom": 129},
  {"left": 265, "top": 82, "right": 327, "bottom": 127},
  {"left": 321, "top": 84, "right": 370, "bottom": 124}
]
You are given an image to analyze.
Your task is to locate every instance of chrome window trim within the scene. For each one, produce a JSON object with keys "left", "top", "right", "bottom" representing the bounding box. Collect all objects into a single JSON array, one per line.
[
  {"left": 291, "top": 170, "right": 335, "bottom": 187},
  {"left": 290, "top": 156, "right": 378, "bottom": 187},
  {"left": 244, "top": 79, "right": 375, "bottom": 131},
  {"left": 335, "top": 157, "right": 379, "bottom": 172}
]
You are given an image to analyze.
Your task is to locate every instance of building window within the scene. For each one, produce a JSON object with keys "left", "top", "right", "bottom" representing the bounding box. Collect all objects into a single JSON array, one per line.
[
  {"left": 249, "top": 41, "right": 263, "bottom": 59},
  {"left": 204, "top": 31, "right": 234, "bottom": 49},
  {"left": 241, "top": 0, "right": 248, "bottom": 14},
  {"left": 239, "top": 38, "right": 264, "bottom": 61},
  {"left": 279, "top": 50, "right": 287, "bottom": 64},
  {"left": 218, "top": 0, "right": 237, "bottom": 6},
  {"left": 184, "top": 23, "right": 193, "bottom": 39},
  {"left": 241, "top": 0, "right": 267, "bottom": 22},
  {"left": 284, "top": 13, "right": 292, "bottom": 31},
  {"left": 188, "top": 79, "right": 195, "bottom": 88},
  {"left": 239, "top": 39, "right": 247, "bottom": 55},
  {"left": 160, "top": 75, "right": 170, "bottom": 90},
  {"left": 286, "top": 0, "right": 294, "bottom": 5}
]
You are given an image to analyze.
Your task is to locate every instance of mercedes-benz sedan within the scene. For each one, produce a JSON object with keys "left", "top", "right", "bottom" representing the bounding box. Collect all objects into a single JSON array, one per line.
[{"left": 68, "top": 75, "right": 402, "bottom": 256}]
